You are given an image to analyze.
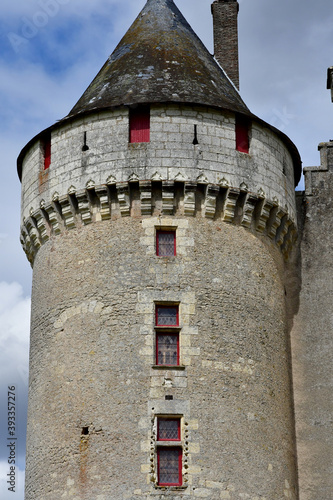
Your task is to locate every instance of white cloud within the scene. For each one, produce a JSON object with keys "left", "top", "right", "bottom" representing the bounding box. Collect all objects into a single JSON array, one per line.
[
  {"left": 1, "top": 0, "right": 120, "bottom": 18},
  {"left": 0, "top": 461, "right": 25, "bottom": 500},
  {"left": 2, "top": 0, "right": 144, "bottom": 43},
  {"left": 0, "top": 283, "right": 30, "bottom": 386},
  {"left": 0, "top": 284, "right": 29, "bottom": 490}
]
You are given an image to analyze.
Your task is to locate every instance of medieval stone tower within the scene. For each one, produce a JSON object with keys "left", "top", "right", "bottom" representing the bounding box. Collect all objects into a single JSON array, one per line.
[{"left": 18, "top": 0, "right": 304, "bottom": 499}]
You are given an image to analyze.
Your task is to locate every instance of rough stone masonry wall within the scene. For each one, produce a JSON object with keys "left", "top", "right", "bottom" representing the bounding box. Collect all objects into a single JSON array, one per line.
[
  {"left": 25, "top": 215, "right": 298, "bottom": 500},
  {"left": 290, "top": 142, "right": 333, "bottom": 500}
]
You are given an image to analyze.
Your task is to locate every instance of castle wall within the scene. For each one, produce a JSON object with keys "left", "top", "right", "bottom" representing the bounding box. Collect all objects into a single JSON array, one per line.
[
  {"left": 291, "top": 142, "right": 333, "bottom": 500},
  {"left": 20, "top": 104, "right": 296, "bottom": 226},
  {"left": 25, "top": 216, "right": 297, "bottom": 500},
  {"left": 20, "top": 100, "right": 300, "bottom": 499}
]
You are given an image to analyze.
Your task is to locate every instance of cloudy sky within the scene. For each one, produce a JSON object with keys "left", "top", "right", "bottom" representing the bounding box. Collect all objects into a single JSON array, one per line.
[{"left": 1, "top": 0, "right": 333, "bottom": 497}]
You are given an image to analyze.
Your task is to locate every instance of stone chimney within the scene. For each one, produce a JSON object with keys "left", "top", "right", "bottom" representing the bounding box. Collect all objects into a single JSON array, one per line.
[{"left": 211, "top": 0, "right": 240, "bottom": 90}]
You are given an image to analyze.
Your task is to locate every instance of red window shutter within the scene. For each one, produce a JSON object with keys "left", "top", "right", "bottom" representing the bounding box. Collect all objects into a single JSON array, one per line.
[
  {"left": 158, "top": 419, "right": 181, "bottom": 441},
  {"left": 157, "top": 448, "right": 182, "bottom": 486},
  {"left": 43, "top": 136, "right": 51, "bottom": 170},
  {"left": 236, "top": 116, "right": 250, "bottom": 154},
  {"left": 156, "top": 333, "right": 179, "bottom": 366},
  {"left": 156, "top": 231, "right": 176, "bottom": 256},
  {"left": 156, "top": 306, "right": 179, "bottom": 326},
  {"left": 129, "top": 107, "right": 150, "bottom": 143}
]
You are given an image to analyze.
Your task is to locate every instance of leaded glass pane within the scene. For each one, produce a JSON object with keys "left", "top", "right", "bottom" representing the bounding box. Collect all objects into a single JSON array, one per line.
[
  {"left": 158, "top": 448, "right": 181, "bottom": 485},
  {"left": 156, "top": 306, "right": 178, "bottom": 326},
  {"left": 158, "top": 419, "right": 180, "bottom": 440},
  {"left": 157, "top": 232, "right": 175, "bottom": 256},
  {"left": 157, "top": 334, "right": 178, "bottom": 365}
]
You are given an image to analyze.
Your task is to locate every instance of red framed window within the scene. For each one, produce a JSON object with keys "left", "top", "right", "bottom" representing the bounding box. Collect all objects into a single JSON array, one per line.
[
  {"left": 158, "top": 418, "right": 181, "bottom": 441},
  {"left": 157, "top": 448, "right": 182, "bottom": 486},
  {"left": 156, "top": 333, "right": 179, "bottom": 366},
  {"left": 156, "top": 230, "right": 176, "bottom": 257},
  {"left": 43, "top": 134, "right": 51, "bottom": 170},
  {"left": 129, "top": 106, "right": 150, "bottom": 143},
  {"left": 236, "top": 116, "right": 250, "bottom": 154},
  {"left": 156, "top": 305, "right": 179, "bottom": 327},
  {"left": 155, "top": 305, "right": 180, "bottom": 366}
]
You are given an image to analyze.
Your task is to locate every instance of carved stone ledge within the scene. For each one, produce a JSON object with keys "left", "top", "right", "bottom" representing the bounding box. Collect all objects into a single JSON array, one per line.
[
  {"left": 95, "top": 185, "right": 111, "bottom": 220},
  {"left": 25, "top": 217, "right": 41, "bottom": 250},
  {"left": 184, "top": 182, "right": 196, "bottom": 216},
  {"left": 117, "top": 184, "right": 130, "bottom": 217},
  {"left": 31, "top": 208, "right": 50, "bottom": 244},
  {"left": 205, "top": 185, "right": 220, "bottom": 219},
  {"left": 268, "top": 206, "right": 287, "bottom": 240},
  {"left": 223, "top": 188, "right": 239, "bottom": 223},
  {"left": 241, "top": 194, "right": 258, "bottom": 229},
  {"left": 44, "top": 202, "right": 62, "bottom": 235},
  {"left": 76, "top": 190, "right": 93, "bottom": 225},
  {"left": 21, "top": 180, "right": 297, "bottom": 265},
  {"left": 58, "top": 195, "right": 76, "bottom": 229},
  {"left": 140, "top": 181, "right": 152, "bottom": 216},
  {"left": 162, "top": 181, "right": 175, "bottom": 215},
  {"left": 257, "top": 200, "right": 275, "bottom": 234}
]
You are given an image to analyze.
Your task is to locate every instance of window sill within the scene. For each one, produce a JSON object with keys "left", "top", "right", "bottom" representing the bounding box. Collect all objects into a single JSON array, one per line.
[
  {"left": 153, "top": 485, "right": 188, "bottom": 492},
  {"left": 236, "top": 149, "right": 251, "bottom": 156},
  {"left": 128, "top": 142, "right": 149, "bottom": 149},
  {"left": 155, "top": 255, "right": 177, "bottom": 259},
  {"left": 152, "top": 365, "right": 186, "bottom": 370}
]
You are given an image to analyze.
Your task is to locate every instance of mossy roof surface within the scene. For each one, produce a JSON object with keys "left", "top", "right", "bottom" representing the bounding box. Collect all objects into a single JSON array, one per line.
[{"left": 67, "top": 0, "right": 250, "bottom": 118}]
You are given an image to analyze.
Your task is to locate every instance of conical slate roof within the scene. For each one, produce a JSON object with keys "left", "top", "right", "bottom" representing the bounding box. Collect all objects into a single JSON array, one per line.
[
  {"left": 17, "top": 0, "right": 302, "bottom": 184},
  {"left": 68, "top": 0, "right": 250, "bottom": 118}
]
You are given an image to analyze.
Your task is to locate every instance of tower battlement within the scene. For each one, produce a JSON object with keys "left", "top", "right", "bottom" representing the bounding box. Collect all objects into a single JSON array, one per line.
[
  {"left": 21, "top": 178, "right": 296, "bottom": 265},
  {"left": 19, "top": 104, "right": 298, "bottom": 265}
]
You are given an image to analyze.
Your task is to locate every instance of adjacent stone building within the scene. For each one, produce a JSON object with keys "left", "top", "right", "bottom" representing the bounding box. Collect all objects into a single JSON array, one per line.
[
  {"left": 17, "top": 0, "right": 332, "bottom": 499},
  {"left": 290, "top": 149, "right": 333, "bottom": 499}
]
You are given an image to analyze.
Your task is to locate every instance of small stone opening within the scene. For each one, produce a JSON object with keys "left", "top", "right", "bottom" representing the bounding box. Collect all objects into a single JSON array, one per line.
[
  {"left": 41, "top": 132, "right": 51, "bottom": 170},
  {"left": 165, "top": 395, "right": 173, "bottom": 400},
  {"left": 82, "top": 131, "right": 89, "bottom": 152},
  {"left": 193, "top": 125, "right": 199, "bottom": 145},
  {"left": 81, "top": 426, "right": 89, "bottom": 436}
]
